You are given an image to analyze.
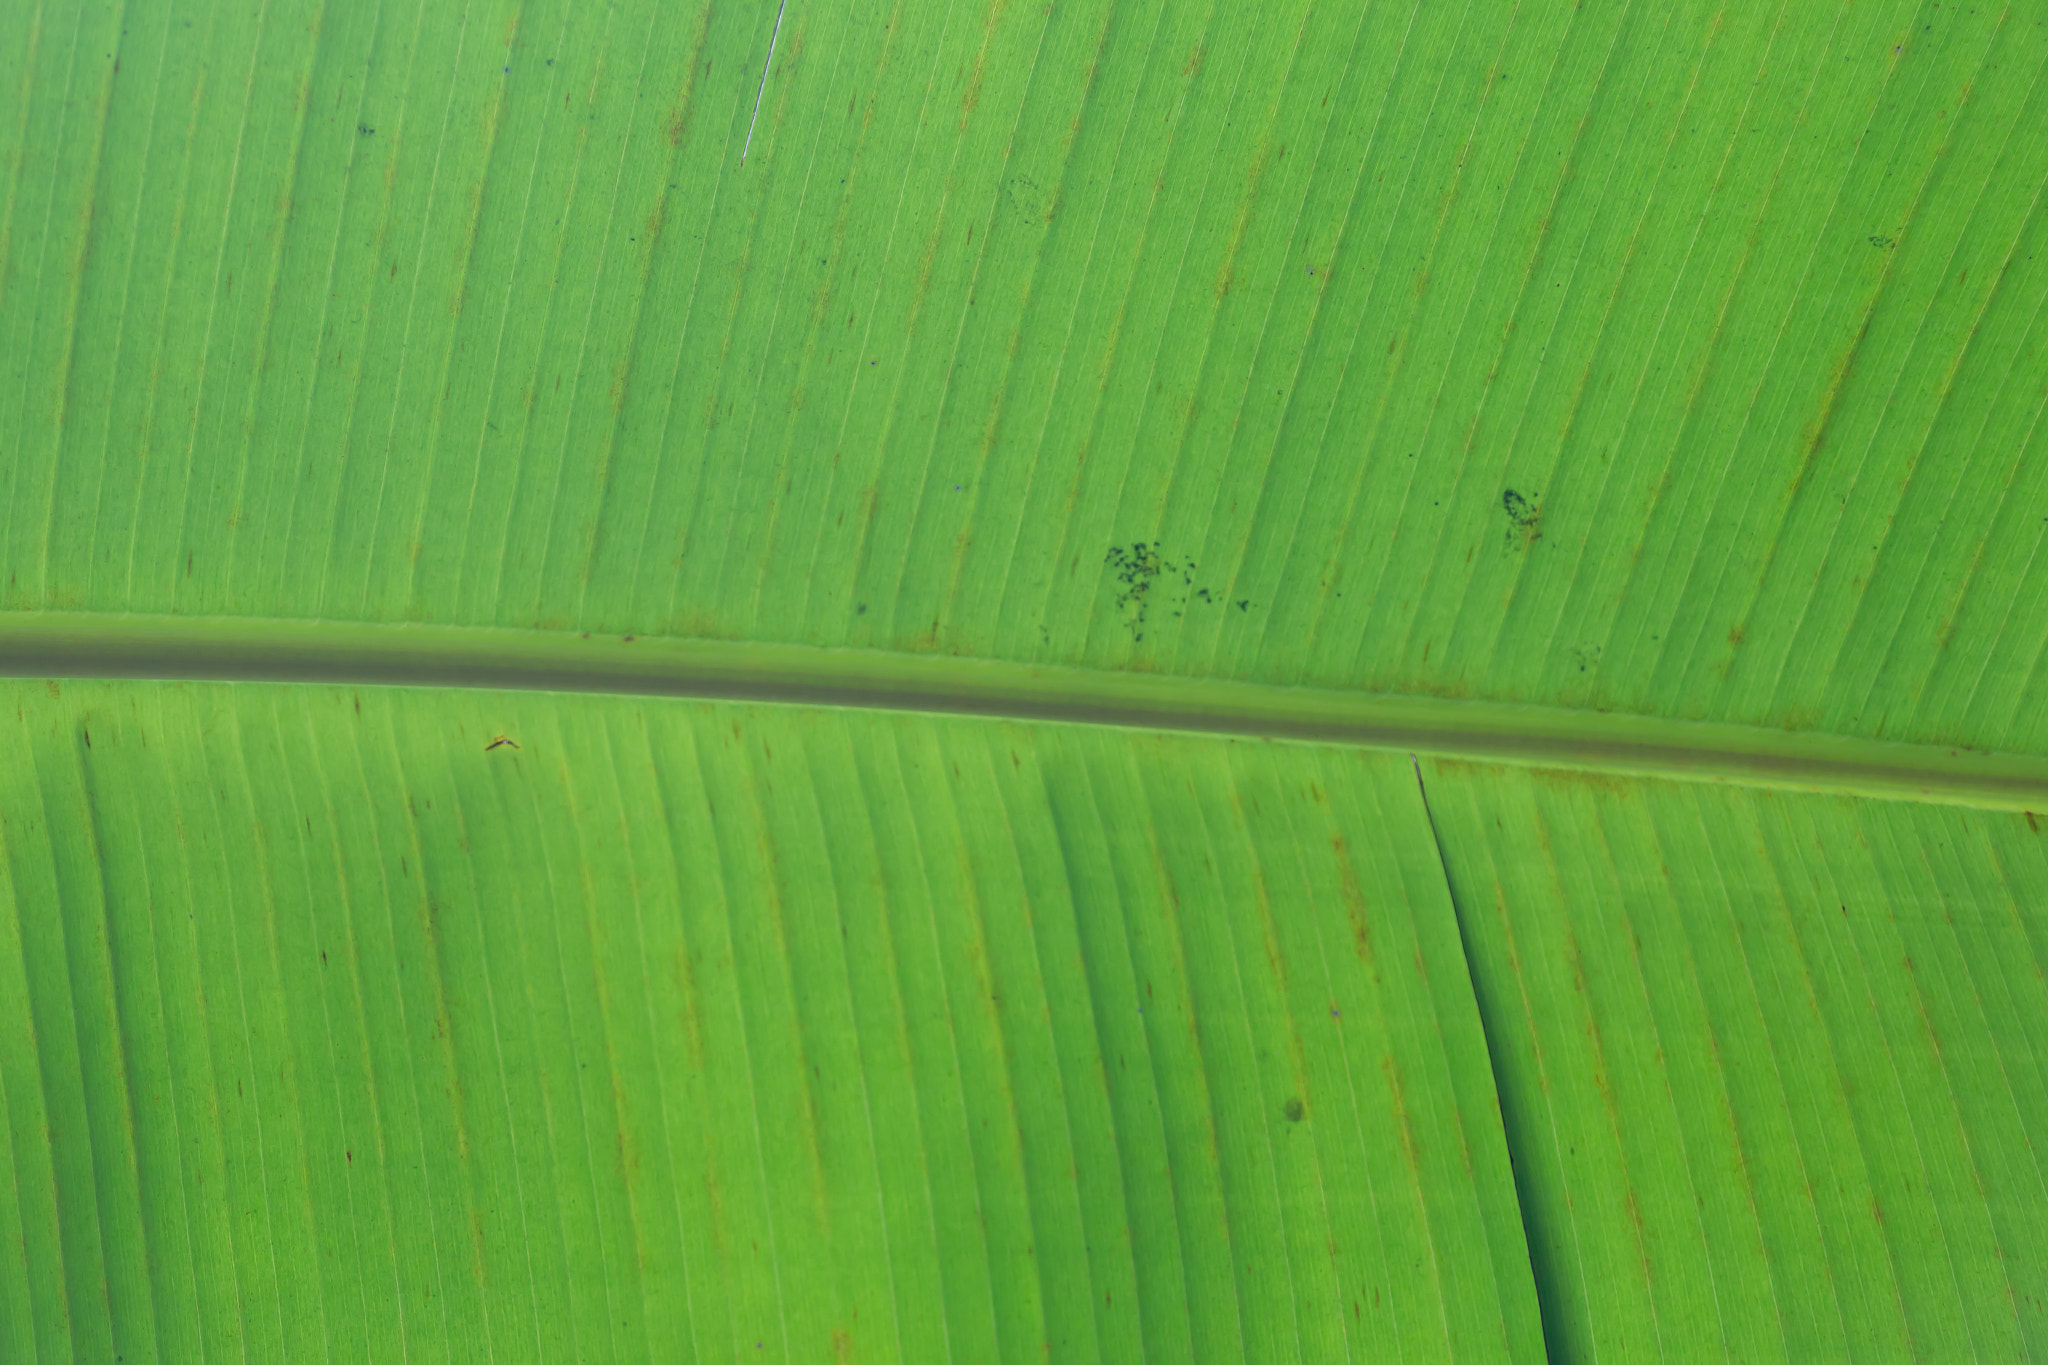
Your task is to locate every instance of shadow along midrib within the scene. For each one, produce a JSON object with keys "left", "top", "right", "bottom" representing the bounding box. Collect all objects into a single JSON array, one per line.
[{"left": 3, "top": 612, "right": 2045, "bottom": 812}]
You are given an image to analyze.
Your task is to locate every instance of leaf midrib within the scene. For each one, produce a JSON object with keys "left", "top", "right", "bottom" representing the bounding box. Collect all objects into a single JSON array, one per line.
[{"left": 5, "top": 610, "right": 2043, "bottom": 811}]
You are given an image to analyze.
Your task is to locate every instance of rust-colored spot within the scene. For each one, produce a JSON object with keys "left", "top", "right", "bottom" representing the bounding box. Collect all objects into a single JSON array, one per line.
[
  {"left": 960, "top": 54, "right": 988, "bottom": 126},
  {"left": 2026, "top": 811, "right": 2038, "bottom": 832},
  {"left": 1727, "top": 625, "right": 1744, "bottom": 647},
  {"left": 1333, "top": 836, "right": 1376, "bottom": 966},
  {"left": 1531, "top": 766, "right": 1627, "bottom": 797},
  {"left": 1790, "top": 307, "right": 1877, "bottom": 495}
]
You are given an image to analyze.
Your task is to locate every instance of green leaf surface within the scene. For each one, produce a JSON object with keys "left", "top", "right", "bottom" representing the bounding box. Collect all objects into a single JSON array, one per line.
[
  {"left": 1419, "top": 758, "right": 2048, "bottom": 1362},
  {"left": 3, "top": 0, "right": 2045, "bottom": 1359},
  {"left": 2, "top": 681, "right": 1539, "bottom": 1363}
]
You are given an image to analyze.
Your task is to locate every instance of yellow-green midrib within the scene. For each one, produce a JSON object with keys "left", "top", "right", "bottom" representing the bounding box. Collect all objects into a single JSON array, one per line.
[{"left": 8, "top": 611, "right": 2048, "bottom": 812}]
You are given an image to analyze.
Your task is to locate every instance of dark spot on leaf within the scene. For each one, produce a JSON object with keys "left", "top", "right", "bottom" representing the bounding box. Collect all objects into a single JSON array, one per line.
[
  {"left": 1502, "top": 487, "right": 1542, "bottom": 551},
  {"left": 1106, "top": 541, "right": 1218, "bottom": 639},
  {"left": 1283, "top": 1097, "right": 1306, "bottom": 1122}
]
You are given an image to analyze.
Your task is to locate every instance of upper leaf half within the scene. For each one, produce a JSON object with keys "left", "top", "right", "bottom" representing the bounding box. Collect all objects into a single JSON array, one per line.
[{"left": 3, "top": 1, "right": 2042, "bottom": 746}]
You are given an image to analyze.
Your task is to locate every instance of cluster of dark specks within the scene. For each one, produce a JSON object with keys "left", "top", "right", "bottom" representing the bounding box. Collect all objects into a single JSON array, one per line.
[
  {"left": 1501, "top": 488, "right": 1542, "bottom": 552},
  {"left": 1105, "top": 541, "right": 1177, "bottom": 640},
  {"left": 1103, "top": 542, "right": 1250, "bottom": 641}
]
